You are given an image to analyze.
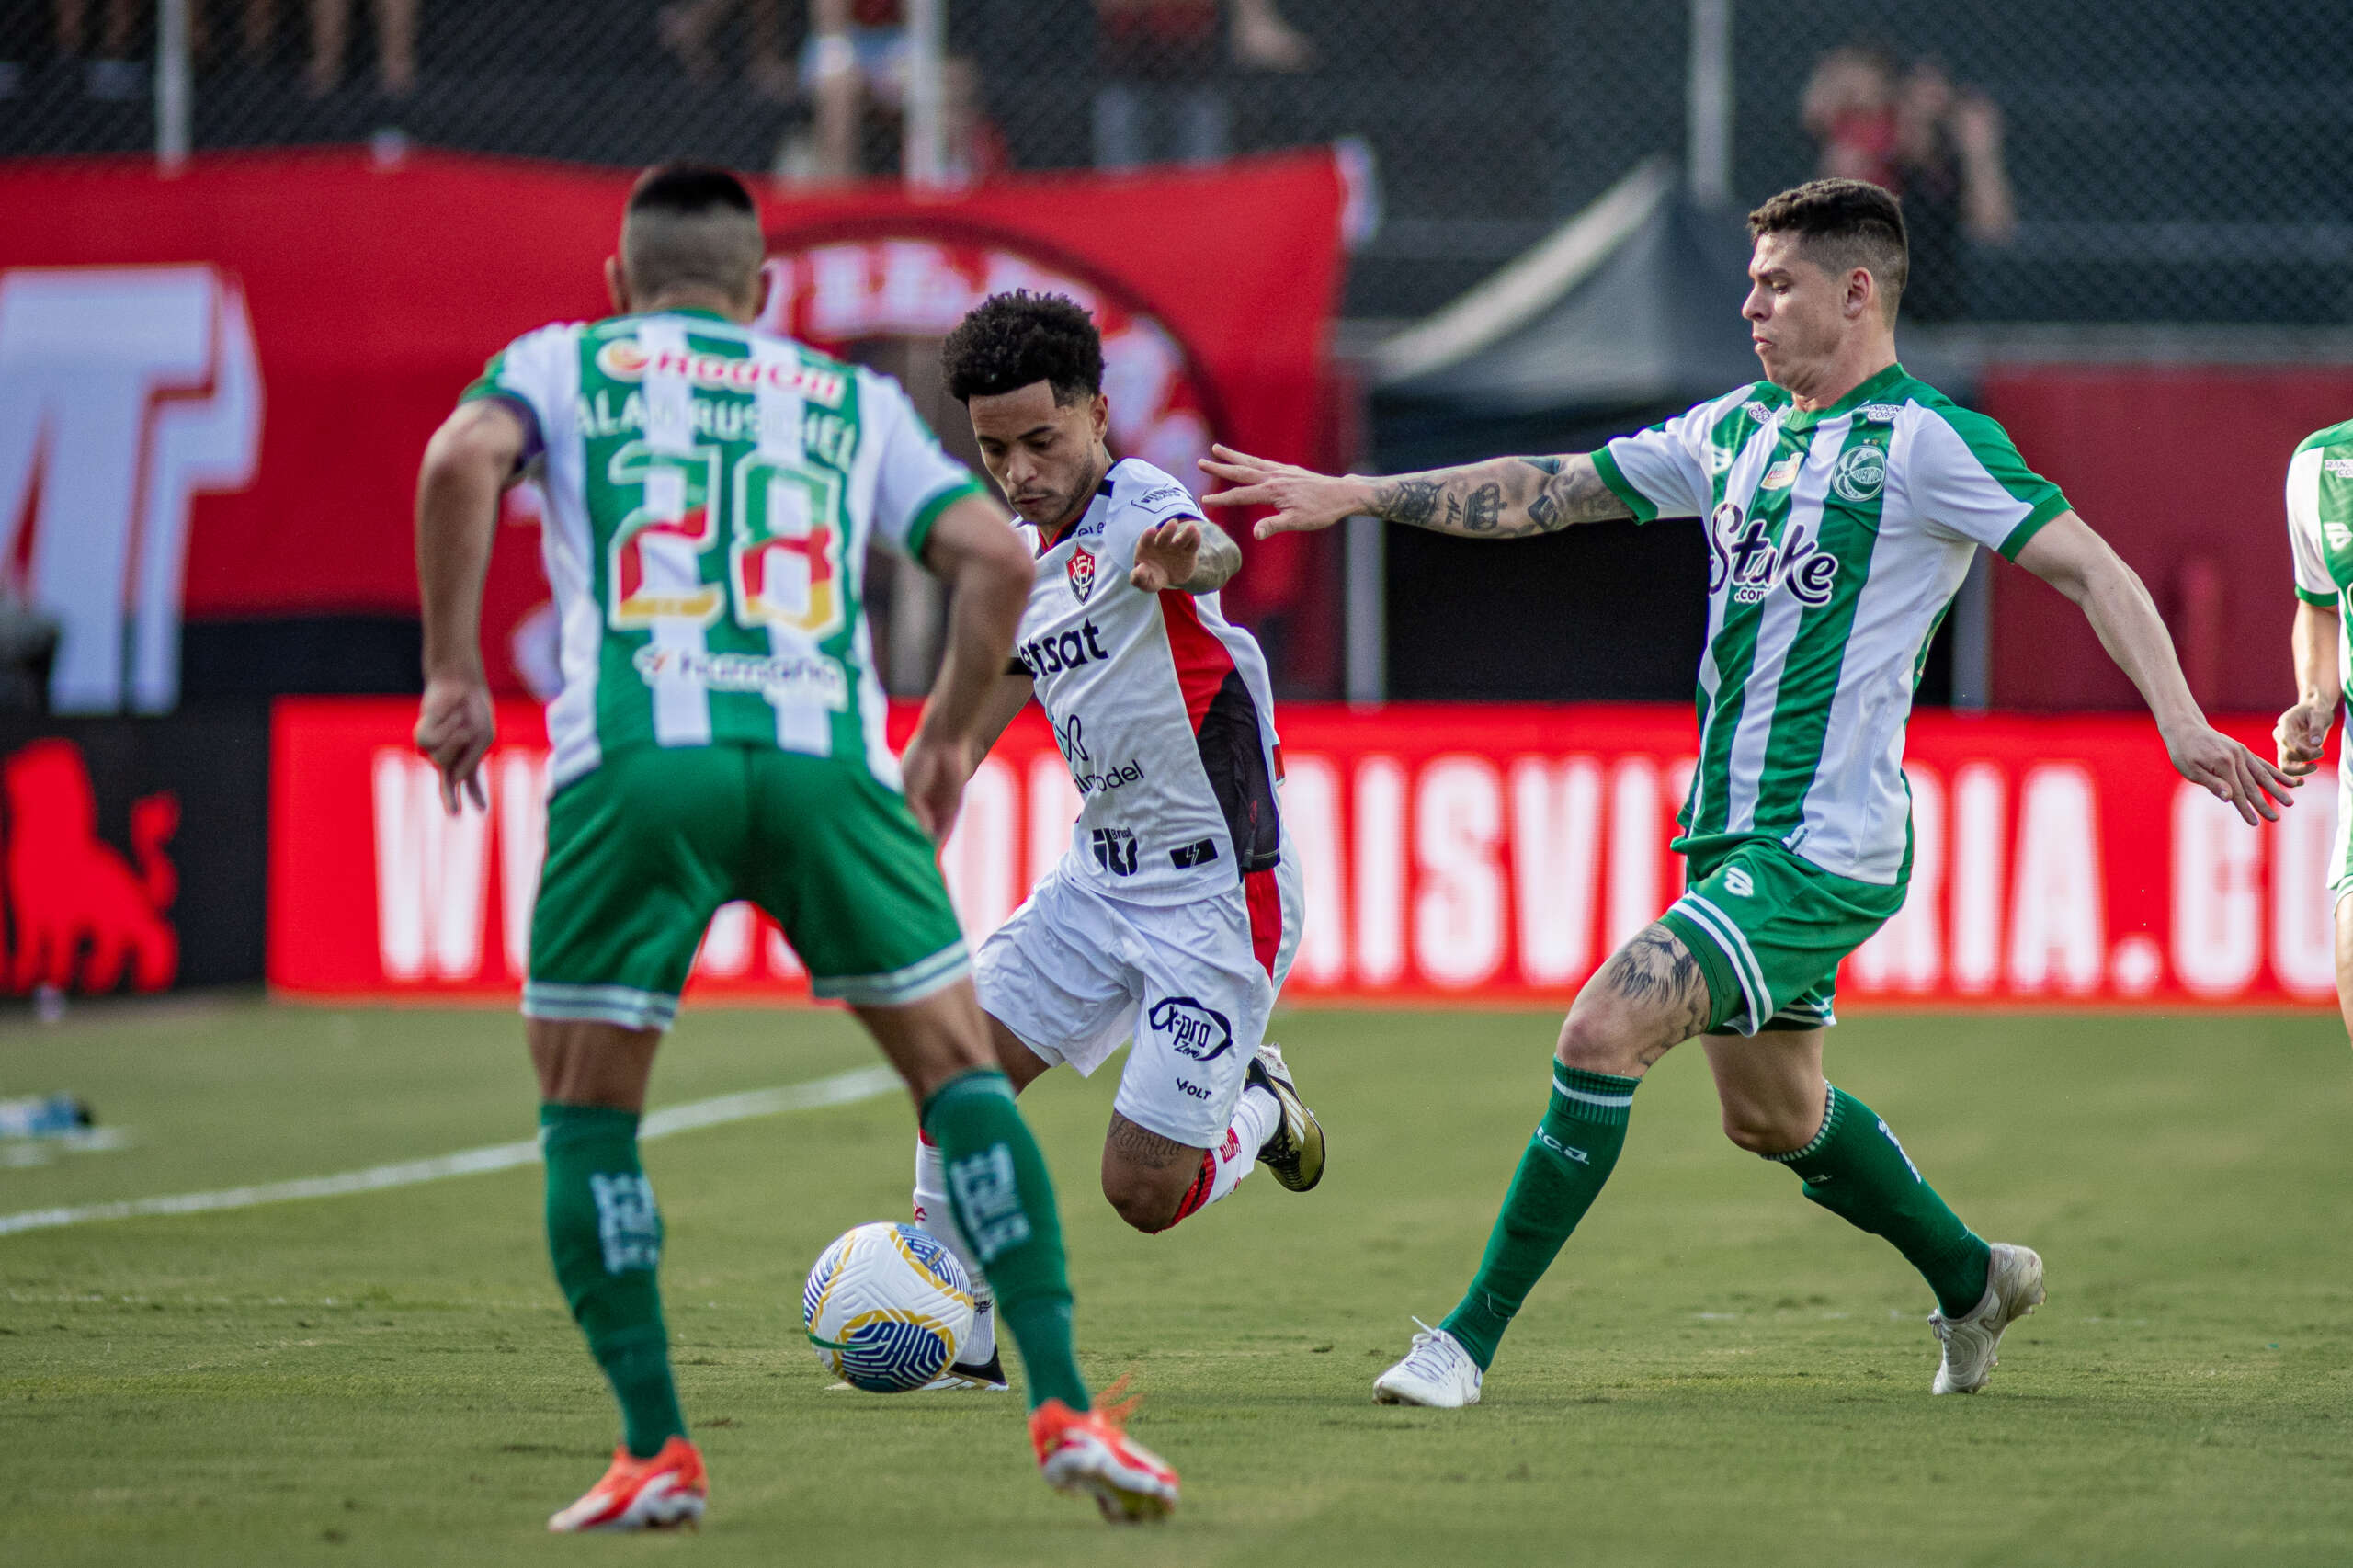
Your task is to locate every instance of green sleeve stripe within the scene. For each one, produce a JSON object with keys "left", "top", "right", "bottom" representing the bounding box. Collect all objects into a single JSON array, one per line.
[
  {"left": 2297, "top": 585, "right": 2340, "bottom": 608},
  {"left": 904, "top": 476, "right": 987, "bottom": 562},
  {"left": 1928, "top": 402, "right": 2064, "bottom": 504},
  {"left": 1588, "top": 446, "right": 1658, "bottom": 523},
  {"left": 1995, "top": 491, "right": 2072, "bottom": 561}
]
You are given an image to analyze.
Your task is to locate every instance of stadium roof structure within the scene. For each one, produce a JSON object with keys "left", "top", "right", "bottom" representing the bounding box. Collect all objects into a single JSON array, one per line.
[{"left": 1370, "top": 156, "right": 1762, "bottom": 420}]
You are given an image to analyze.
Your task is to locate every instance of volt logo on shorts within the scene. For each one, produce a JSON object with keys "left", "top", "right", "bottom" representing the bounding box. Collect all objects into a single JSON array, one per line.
[
  {"left": 1535, "top": 1128, "right": 1590, "bottom": 1165},
  {"left": 588, "top": 1173, "right": 662, "bottom": 1274},
  {"left": 1176, "top": 1078, "right": 1213, "bottom": 1100},
  {"left": 947, "top": 1144, "right": 1032, "bottom": 1263},
  {"left": 1150, "top": 996, "right": 1233, "bottom": 1062},
  {"left": 1723, "top": 867, "right": 1755, "bottom": 897},
  {"left": 1091, "top": 826, "right": 1139, "bottom": 876}
]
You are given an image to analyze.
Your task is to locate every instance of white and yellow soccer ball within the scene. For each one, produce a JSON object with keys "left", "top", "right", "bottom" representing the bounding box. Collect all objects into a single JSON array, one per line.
[{"left": 802, "top": 1221, "right": 977, "bottom": 1392}]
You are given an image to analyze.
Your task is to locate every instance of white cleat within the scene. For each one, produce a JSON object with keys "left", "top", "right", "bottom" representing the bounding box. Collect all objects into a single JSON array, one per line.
[
  {"left": 1373, "top": 1319, "right": 1483, "bottom": 1408},
  {"left": 1930, "top": 1243, "right": 2045, "bottom": 1394}
]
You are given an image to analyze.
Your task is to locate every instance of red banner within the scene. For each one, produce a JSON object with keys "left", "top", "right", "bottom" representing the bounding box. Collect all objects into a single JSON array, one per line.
[
  {"left": 270, "top": 699, "right": 2340, "bottom": 1010},
  {"left": 0, "top": 148, "right": 1344, "bottom": 708}
]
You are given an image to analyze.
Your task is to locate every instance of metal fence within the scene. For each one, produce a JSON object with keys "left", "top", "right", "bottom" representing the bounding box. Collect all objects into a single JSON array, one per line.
[{"left": 4, "top": 0, "right": 2348, "bottom": 324}]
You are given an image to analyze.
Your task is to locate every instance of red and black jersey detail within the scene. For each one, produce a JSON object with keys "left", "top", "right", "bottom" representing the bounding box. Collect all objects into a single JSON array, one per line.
[{"left": 1160, "top": 591, "right": 1280, "bottom": 879}]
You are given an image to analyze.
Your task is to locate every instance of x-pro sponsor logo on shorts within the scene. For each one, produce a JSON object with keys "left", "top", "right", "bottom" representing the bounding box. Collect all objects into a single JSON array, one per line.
[{"left": 1150, "top": 996, "right": 1233, "bottom": 1062}]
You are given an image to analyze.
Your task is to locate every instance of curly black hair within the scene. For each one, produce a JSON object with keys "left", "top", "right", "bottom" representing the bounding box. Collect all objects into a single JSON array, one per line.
[{"left": 940, "top": 290, "right": 1104, "bottom": 405}]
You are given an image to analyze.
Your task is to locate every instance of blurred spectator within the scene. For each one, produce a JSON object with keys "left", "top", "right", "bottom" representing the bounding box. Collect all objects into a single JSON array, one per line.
[
  {"left": 659, "top": 0, "right": 795, "bottom": 98},
  {"left": 58, "top": 2, "right": 404, "bottom": 97},
  {"left": 1800, "top": 43, "right": 1900, "bottom": 188},
  {"left": 1802, "top": 46, "right": 2016, "bottom": 322},
  {"left": 674, "top": 0, "right": 999, "bottom": 184},
  {"left": 53, "top": 0, "right": 143, "bottom": 99},
  {"left": 1890, "top": 60, "right": 2017, "bottom": 320},
  {"left": 1094, "top": 0, "right": 1313, "bottom": 171},
  {"left": 304, "top": 0, "right": 415, "bottom": 98}
]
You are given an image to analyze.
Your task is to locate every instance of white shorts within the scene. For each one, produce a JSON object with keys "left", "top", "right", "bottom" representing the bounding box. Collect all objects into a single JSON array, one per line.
[
  {"left": 972, "top": 851, "right": 1303, "bottom": 1149},
  {"left": 2334, "top": 757, "right": 2353, "bottom": 903}
]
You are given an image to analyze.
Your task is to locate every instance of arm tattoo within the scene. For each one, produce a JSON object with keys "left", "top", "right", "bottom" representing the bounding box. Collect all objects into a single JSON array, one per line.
[
  {"left": 1379, "top": 478, "right": 1444, "bottom": 528},
  {"left": 1368, "top": 454, "right": 1631, "bottom": 540},
  {"left": 1463, "top": 482, "right": 1504, "bottom": 532},
  {"left": 1176, "top": 519, "right": 1245, "bottom": 593},
  {"left": 1593, "top": 923, "right": 1713, "bottom": 1061}
]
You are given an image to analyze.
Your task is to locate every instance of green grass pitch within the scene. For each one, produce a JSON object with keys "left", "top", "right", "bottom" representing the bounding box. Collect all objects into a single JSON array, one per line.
[{"left": 5, "top": 999, "right": 2353, "bottom": 1566}]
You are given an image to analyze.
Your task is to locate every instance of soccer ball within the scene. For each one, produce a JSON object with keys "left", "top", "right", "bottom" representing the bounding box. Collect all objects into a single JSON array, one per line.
[{"left": 802, "top": 1221, "right": 976, "bottom": 1392}]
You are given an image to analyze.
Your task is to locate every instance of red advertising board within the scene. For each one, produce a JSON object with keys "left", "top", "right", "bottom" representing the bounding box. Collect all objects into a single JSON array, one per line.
[
  {"left": 0, "top": 148, "right": 1344, "bottom": 710},
  {"left": 270, "top": 699, "right": 2339, "bottom": 1010}
]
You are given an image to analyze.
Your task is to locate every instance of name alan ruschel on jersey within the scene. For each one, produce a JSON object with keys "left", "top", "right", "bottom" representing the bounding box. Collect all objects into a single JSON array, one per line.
[{"left": 578, "top": 386, "right": 860, "bottom": 465}]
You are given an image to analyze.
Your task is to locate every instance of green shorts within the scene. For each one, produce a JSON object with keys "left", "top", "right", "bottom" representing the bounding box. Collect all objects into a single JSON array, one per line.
[
  {"left": 525, "top": 743, "right": 967, "bottom": 1030},
  {"left": 1654, "top": 837, "right": 1905, "bottom": 1037}
]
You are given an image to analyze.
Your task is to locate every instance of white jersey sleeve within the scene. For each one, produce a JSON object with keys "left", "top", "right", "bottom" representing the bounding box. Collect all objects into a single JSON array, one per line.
[
  {"left": 460, "top": 322, "right": 584, "bottom": 469},
  {"left": 2287, "top": 446, "right": 2338, "bottom": 605},
  {"left": 1899, "top": 404, "right": 2072, "bottom": 560},
  {"left": 858, "top": 369, "right": 986, "bottom": 561},
  {"left": 1592, "top": 392, "right": 1734, "bottom": 521}
]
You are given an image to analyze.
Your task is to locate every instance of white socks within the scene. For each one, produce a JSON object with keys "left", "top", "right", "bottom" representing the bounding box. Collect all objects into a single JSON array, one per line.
[
  {"left": 909, "top": 1082, "right": 1282, "bottom": 1349},
  {"left": 913, "top": 1133, "right": 996, "bottom": 1366},
  {"left": 1201, "top": 1084, "right": 1280, "bottom": 1211}
]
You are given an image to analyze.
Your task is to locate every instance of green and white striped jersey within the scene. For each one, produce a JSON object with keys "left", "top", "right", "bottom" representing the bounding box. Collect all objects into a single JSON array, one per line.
[
  {"left": 460, "top": 309, "right": 983, "bottom": 791},
  {"left": 1592, "top": 363, "right": 2070, "bottom": 886},
  {"left": 2286, "top": 416, "right": 2353, "bottom": 732}
]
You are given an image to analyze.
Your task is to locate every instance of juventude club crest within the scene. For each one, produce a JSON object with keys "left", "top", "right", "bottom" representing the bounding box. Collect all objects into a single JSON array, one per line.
[
  {"left": 1830, "top": 444, "right": 1886, "bottom": 503},
  {"left": 1067, "top": 546, "right": 1097, "bottom": 601}
]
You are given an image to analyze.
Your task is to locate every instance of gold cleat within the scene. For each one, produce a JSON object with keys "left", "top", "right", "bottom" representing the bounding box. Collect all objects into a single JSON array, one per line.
[{"left": 1246, "top": 1043, "right": 1324, "bottom": 1192}]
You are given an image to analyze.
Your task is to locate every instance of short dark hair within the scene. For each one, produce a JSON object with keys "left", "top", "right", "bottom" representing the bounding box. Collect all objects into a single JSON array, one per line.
[
  {"left": 620, "top": 163, "right": 764, "bottom": 301},
  {"left": 940, "top": 291, "right": 1104, "bottom": 404},
  {"left": 627, "top": 162, "right": 757, "bottom": 219},
  {"left": 1747, "top": 178, "right": 1909, "bottom": 320}
]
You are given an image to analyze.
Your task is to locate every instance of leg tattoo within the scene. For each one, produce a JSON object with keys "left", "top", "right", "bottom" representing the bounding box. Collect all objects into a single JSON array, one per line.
[{"left": 1593, "top": 924, "right": 1713, "bottom": 1062}]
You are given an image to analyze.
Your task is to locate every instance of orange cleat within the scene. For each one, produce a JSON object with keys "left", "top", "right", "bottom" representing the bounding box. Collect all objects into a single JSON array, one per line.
[
  {"left": 1028, "top": 1387, "right": 1178, "bottom": 1523},
  {"left": 546, "top": 1436, "right": 708, "bottom": 1532}
]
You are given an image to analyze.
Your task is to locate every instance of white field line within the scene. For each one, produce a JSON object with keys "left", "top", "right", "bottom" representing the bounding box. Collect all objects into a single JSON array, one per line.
[{"left": 0, "top": 1064, "right": 902, "bottom": 1239}]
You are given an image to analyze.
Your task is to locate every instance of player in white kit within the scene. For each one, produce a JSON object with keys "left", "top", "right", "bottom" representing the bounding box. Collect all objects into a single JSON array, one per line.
[{"left": 904, "top": 290, "right": 1324, "bottom": 1389}]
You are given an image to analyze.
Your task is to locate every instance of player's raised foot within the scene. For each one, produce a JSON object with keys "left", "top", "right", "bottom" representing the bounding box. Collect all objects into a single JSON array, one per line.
[
  {"left": 1929, "top": 1243, "right": 2046, "bottom": 1395},
  {"left": 920, "top": 1344, "right": 1011, "bottom": 1392},
  {"left": 546, "top": 1437, "right": 707, "bottom": 1532},
  {"left": 1246, "top": 1043, "right": 1325, "bottom": 1192},
  {"left": 1029, "top": 1391, "right": 1178, "bottom": 1523},
  {"left": 1373, "top": 1319, "right": 1483, "bottom": 1408}
]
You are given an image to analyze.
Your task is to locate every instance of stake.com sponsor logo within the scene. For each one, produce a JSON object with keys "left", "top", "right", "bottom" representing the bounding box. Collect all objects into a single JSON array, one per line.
[{"left": 594, "top": 338, "right": 847, "bottom": 406}]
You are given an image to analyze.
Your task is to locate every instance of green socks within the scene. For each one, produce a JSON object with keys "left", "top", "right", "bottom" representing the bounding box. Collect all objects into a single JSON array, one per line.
[
  {"left": 540, "top": 1104, "right": 687, "bottom": 1460},
  {"left": 1768, "top": 1085, "right": 1991, "bottom": 1318},
  {"left": 921, "top": 1068, "right": 1089, "bottom": 1412},
  {"left": 1439, "top": 1062, "right": 1640, "bottom": 1371}
]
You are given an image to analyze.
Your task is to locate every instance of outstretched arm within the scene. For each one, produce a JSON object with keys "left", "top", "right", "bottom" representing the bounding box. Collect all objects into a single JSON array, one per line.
[
  {"left": 1198, "top": 445, "right": 1631, "bottom": 540},
  {"left": 413, "top": 398, "right": 527, "bottom": 814},
  {"left": 1130, "top": 517, "right": 1243, "bottom": 593},
  {"left": 2014, "top": 512, "right": 2297, "bottom": 824}
]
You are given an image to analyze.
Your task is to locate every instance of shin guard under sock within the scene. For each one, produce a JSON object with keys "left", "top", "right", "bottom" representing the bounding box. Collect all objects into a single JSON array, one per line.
[
  {"left": 920, "top": 1068, "right": 1088, "bottom": 1411},
  {"left": 540, "top": 1104, "right": 687, "bottom": 1459},
  {"left": 1439, "top": 1062, "right": 1639, "bottom": 1371},
  {"left": 1768, "top": 1085, "right": 1992, "bottom": 1317}
]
